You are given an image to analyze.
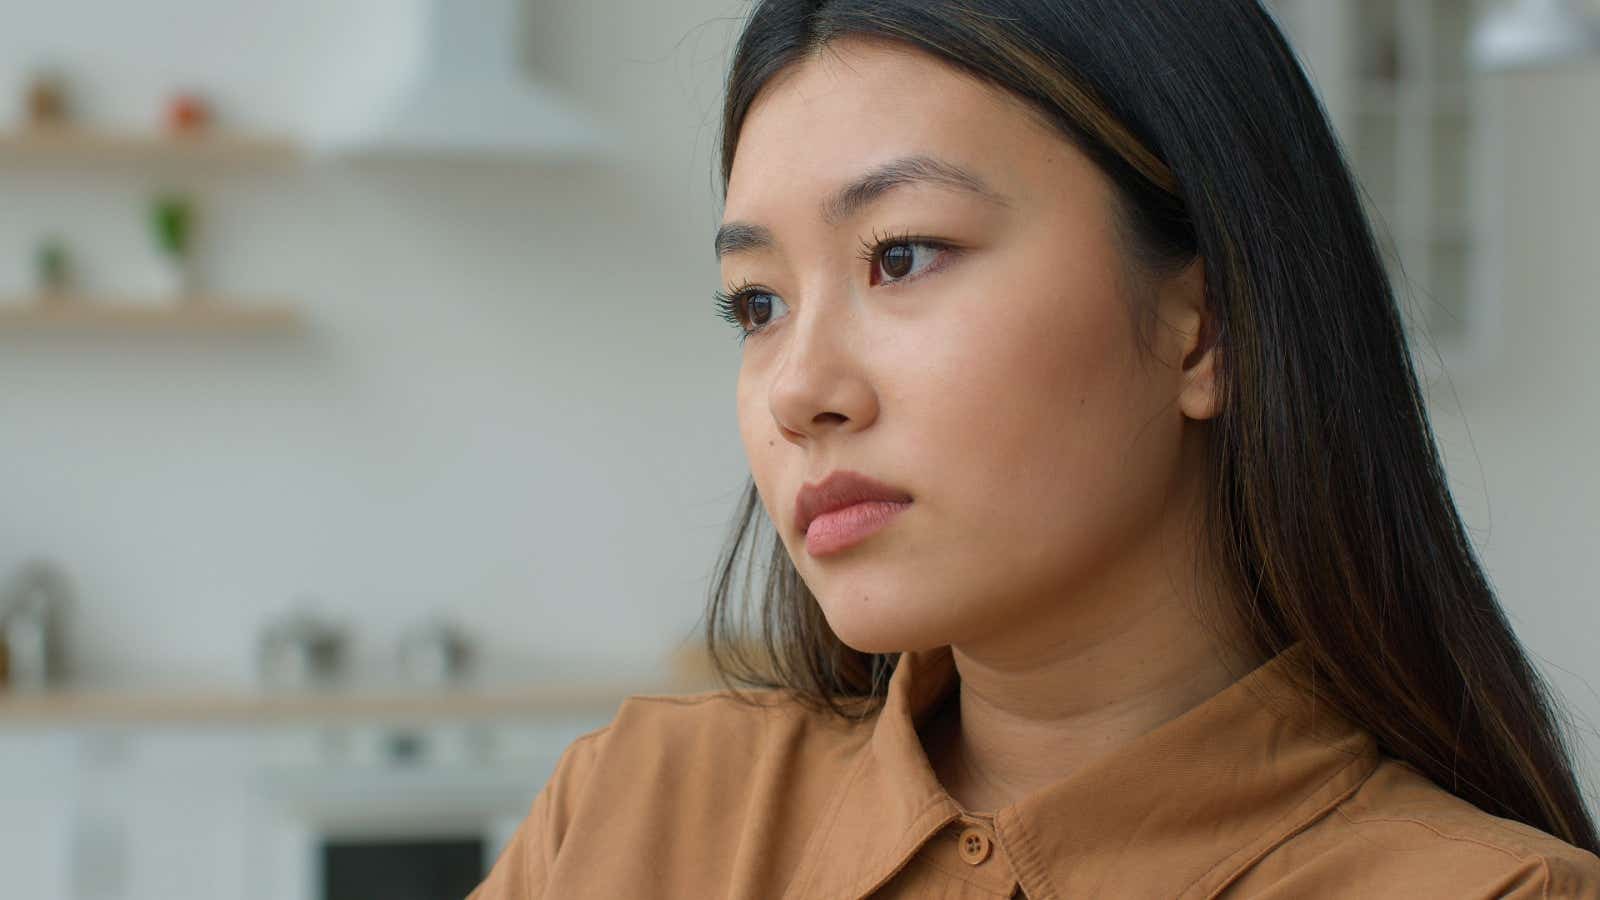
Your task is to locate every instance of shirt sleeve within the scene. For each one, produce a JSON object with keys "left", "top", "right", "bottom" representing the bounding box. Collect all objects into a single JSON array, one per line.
[
  {"left": 1492, "top": 852, "right": 1600, "bottom": 899},
  {"left": 467, "top": 782, "right": 553, "bottom": 899},
  {"left": 466, "top": 725, "right": 612, "bottom": 900}
]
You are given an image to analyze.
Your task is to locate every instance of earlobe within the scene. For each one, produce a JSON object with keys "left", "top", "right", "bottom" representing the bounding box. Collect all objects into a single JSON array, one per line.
[
  {"left": 1173, "top": 259, "right": 1223, "bottom": 421},
  {"left": 1180, "top": 336, "right": 1222, "bottom": 421}
]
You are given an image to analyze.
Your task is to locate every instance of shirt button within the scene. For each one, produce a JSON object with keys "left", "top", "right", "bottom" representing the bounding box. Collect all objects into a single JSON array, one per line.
[{"left": 958, "top": 826, "right": 992, "bottom": 865}]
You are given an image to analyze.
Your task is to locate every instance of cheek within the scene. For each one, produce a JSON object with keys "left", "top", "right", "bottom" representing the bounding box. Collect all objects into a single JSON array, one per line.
[
  {"left": 735, "top": 369, "right": 762, "bottom": 451},
  {"left": 736, "top": 366, "right": 789, "bottom": 525},
  {"left": 916, "top": 250, "right": 1167, "bottom": 549}
]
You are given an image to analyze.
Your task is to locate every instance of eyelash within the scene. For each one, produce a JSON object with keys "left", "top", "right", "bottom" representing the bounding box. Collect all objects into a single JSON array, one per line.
[{"left": 713, "top": 227, "right": 952, "bottom": 344}]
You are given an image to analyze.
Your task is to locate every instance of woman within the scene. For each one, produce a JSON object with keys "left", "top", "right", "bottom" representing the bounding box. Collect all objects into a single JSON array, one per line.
[{"left": 472, "top": 1, "right": 1600, "bottom": 896}]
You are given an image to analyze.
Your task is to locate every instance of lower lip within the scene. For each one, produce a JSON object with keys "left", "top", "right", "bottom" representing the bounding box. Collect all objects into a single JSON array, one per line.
[{"left": 804, "top": 500, "right": 911, "bottom": 557}]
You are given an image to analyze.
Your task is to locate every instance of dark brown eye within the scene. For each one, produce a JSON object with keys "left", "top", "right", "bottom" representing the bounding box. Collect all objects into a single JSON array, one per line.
[
  {"left": 748, "top": 294, "right": 775, "bottom": 327},
  {"left": 715, "top": 281, "right": 787, "bottom": 341},
  {"left": 856, "top": 235, "right": 950, "bottom": 287},
  {"left": 881, "top": 244, "right": 915, "bottom": 279}
]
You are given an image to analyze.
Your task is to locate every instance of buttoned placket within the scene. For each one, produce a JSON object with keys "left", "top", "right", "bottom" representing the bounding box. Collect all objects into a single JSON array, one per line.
[{"left": 922, "top": 812, "right": 1022, "bottom": 897}]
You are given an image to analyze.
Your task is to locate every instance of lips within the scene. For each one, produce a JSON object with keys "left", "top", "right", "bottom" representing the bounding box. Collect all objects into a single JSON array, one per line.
[{"left": 794, "top": 470, "right": 913, "bottom": 536}]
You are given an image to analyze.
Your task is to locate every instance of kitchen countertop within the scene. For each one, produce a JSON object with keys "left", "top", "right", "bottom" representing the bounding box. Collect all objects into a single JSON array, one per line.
[{"left": 0, "top": 675, "right": 719, "bottom": 727}]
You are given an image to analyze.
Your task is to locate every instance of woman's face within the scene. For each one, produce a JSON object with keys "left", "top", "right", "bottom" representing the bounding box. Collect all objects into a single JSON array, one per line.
[{"left": 720, "top": 38, "right": 1216, "bottom": 656}]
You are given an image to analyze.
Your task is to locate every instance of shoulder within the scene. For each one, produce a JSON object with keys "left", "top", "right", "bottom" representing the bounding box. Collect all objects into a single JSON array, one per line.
[
  {"left": 589, "top": 685, "right": 871, "bottom": 756},
  {"left": 491, "top": 687, "right": 872, "bottom": 894},
  {"left": 545, "top": 685, "right": 872, "bottom": 815},
  {"left": 1336, "top": 758, "right": 1600, "bottom": 895},
  {"left": 1237, "top": 756, "right": 1600, "bottom": 898},
  {"left": 471, "top": 690, "right": 856, "bottom": 899}
]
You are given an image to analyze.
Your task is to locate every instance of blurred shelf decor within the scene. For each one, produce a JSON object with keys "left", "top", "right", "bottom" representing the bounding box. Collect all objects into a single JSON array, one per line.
[
  {"left": 0, "top": 642, "right": 722, "bottom": 727},
  {"left": 1, "top": 605, "right": 724, "bottom": 727},
  {"left": 2, "top": 73, "right": 304, "bottom": 332},
  {"left": 0, "top": 299, "right": 305, "bottom": 335},
  {"left": 4, "top": 71, "right": 296, "bottom": 168},
  {"left": 0, "top": 559, "right": 72, "bottom": 692}
]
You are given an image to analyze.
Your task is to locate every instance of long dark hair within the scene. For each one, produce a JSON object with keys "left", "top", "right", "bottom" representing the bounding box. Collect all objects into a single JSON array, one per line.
[{"left": 699, "top": 0, "right": 1598, "bottom": 852}]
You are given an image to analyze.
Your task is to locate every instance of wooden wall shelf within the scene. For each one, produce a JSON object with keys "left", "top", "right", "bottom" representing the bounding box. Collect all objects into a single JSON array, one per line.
[
  {"left": 0, "top": 300, "right": 305, "bottom": 334},
  {"left": 0, "top": 126, "right": 299, "bottom": 167},
  {"left": 0, "top": 678, "right": 709, "bottom": 727}
]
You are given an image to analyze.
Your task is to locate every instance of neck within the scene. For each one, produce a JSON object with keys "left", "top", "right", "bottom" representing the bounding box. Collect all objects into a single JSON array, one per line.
[
  {"left": 917, "top": 428, "right": 1269, "bottom": 814},
  {"left": 920, "top": 530, "right": 1263, "bottom": 814}
]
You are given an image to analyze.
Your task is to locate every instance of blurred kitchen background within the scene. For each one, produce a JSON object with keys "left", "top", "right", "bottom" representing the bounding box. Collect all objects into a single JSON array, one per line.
[{"left": 0, "top": 1, "right": 1593, "bottom": 898}]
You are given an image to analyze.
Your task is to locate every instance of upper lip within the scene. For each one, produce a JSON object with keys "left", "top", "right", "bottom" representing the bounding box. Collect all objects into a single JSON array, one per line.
[{"left": 794, "top": 470, "right": 913, "bottom": 535}]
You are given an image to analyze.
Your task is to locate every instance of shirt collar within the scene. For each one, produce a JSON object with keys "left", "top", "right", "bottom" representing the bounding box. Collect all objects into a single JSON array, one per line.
[{"left": 784, "top": 641, "right": 1381, "bottom": 900}]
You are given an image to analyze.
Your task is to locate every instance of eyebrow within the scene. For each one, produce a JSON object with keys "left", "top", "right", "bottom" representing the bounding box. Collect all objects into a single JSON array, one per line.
[{"left": 714, "top": 154, "right": 1010, "bottom": 260}]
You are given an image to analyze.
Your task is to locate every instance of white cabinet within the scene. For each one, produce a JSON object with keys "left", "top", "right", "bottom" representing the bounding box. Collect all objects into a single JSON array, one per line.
[
  {"left": 0, "top": 715, "right": 610, "bottom": 900},
  {"left": 0, "top": 731, "right": 76, "bottom": 900}
]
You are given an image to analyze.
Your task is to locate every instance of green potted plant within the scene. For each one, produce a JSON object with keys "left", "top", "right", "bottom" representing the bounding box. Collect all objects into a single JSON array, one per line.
[
  {"left": 34, "top": 236, "right": 71, "bottom": 305},
  {"left": 149, "top": 191, "right": 200, "bottom": 302}
]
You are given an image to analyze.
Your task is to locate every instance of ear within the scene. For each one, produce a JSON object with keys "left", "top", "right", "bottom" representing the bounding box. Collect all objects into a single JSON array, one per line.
[{"left": 1162, "top": 257, "right": 1222, "bottom": 421}]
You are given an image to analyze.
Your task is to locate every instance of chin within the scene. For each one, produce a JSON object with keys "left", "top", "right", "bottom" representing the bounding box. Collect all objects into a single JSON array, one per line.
[{"left": 820, "top": 597, "right": 950, "bottom": 656}]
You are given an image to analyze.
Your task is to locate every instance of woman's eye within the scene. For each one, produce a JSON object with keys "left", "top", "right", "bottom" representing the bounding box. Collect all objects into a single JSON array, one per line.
[
  {"left": 714, "top": 285, "right": 789, "bottom": 341},
  {"left": 871, "top": 240, "right": 945, "bottom": 285},
  {"left": 744, "top": 292, "right": 789, "bottom": 330}
]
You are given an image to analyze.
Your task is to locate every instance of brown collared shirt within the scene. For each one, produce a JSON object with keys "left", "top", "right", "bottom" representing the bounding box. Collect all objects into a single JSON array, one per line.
[{"left": 469, "top": 643, "right": 1600, "bottom": 898}]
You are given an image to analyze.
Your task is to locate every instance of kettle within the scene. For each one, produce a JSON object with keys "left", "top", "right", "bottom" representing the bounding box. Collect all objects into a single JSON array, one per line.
[
  {"left": 0, "top": 558, "right": 71, "bottom": 691},
  {"left": 257, "top": 599, "right": 349, "bottom": 689}
]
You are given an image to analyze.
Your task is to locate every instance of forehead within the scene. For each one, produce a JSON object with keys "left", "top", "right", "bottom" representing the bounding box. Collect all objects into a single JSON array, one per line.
[{"left": 724, "top": 37, "right": 1061, "bottom": 216}]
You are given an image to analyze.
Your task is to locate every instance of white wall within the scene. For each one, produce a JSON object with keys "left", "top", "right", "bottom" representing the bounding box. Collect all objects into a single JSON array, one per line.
[
  {"left": 0, "top": 0, "right": 1594, "bottom": 808},
  {"left": 1422, "top": 63, "right": 1600, "bottom": 800}
]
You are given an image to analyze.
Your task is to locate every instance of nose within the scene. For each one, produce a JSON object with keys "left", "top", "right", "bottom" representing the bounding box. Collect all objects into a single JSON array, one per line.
[{"left": 766, "top": 281, "right": 879, "bottom": 447}]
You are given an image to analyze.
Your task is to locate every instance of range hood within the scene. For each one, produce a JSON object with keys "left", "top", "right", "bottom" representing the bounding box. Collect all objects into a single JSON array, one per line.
[
  {"left": 316, "top": 0, "right": 605, "bottom": 161},
  {"left": 1471, "top": 0, "right": 1599, "bottom": 71}
]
